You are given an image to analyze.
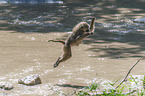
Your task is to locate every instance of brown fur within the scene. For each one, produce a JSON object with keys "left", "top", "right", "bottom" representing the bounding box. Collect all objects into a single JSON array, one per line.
[{"left": 48, "top": 18, "right": 96, "bottom": 68}]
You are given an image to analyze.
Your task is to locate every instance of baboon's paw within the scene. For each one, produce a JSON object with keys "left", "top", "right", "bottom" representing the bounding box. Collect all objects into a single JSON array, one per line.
[{"left": 54, "top": 64, "right": 58, "bottom": 68}]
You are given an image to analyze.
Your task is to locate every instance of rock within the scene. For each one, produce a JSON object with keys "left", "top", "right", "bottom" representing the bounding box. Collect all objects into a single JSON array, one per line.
[
  {"left": 18, "top": 74, "right": 42, "bottom": 85},
  {"left": 0, "top": 81, "right": 13, "bottom": 90},
  {"left": 133, "top": 17, "right": 145, "bottom": 23}
]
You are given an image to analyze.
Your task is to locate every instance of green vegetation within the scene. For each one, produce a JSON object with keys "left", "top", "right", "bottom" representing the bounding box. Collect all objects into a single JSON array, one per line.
[{"left": 74, "top": 76, "right": 145, "bottom": 96}]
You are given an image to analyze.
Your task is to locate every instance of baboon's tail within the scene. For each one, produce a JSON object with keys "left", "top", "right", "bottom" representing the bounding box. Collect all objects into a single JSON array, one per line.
[{"left": 48, "top": 40, "right": 65, "bottom": 45}]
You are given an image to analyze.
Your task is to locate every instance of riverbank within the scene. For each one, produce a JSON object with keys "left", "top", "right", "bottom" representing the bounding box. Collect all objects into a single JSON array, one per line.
[{"left": 0, "top": 30, "right": 145, "bottom": 95}]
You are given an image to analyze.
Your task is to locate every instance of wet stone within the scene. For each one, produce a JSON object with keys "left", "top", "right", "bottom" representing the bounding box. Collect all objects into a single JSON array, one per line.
[
  {"left": 18, "top": 74, "right": 42, "bottom": 85},
  {"left": 0, "top": 82, "right": 14, "bottom": 90}
]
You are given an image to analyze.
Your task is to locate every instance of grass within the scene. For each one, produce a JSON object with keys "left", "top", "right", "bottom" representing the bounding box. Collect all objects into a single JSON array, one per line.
[{"left": 74, "top": 76, "right": 145, "bottom": 96}]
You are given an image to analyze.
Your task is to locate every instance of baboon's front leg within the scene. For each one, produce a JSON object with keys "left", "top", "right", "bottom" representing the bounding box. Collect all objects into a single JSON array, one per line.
[
  {"left": 75, "top": 32, "right": 92, "bottom": 42},
  {"left": 89, "top": 17, "right": 95, "bottom": 34},
  {"left": 54, "top": 45, "right": 72, "bottom": 68}
]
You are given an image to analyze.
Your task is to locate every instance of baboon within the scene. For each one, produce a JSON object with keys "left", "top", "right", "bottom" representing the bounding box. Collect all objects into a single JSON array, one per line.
[{"left": 48, "top": 18, "right": 95, "bottom": 68}]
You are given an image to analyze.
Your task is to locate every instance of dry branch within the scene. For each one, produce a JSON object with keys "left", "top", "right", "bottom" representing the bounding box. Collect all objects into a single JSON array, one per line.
[{"left": 115, "top": 60, "right": 140, "bottom": 89}]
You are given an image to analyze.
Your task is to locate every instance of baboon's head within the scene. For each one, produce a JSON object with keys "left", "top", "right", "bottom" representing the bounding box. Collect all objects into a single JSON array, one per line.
[{"left": 73, "top": 22, "right": 90, "bottom": 32}]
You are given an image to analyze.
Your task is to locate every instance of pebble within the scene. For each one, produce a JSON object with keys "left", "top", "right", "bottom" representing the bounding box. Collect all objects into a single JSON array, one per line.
[
  {"left": 0, "top": 81, "right": 13, "bottom": 90},
  {"left": 18, "top": 74, "right": 42, "bottom": 85}
]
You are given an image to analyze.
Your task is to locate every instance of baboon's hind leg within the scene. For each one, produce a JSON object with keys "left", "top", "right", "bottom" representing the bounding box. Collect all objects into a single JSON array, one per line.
[
  {"left": 54, "top": 45, "right": 72, "bottom": 68},
  {"left": 54, "top": 57, "right": 61, "bottom": 68}
]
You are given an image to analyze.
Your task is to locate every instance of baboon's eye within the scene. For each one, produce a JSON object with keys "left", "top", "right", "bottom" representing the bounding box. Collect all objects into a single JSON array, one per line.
[{"left": 86, "top": 29, "right": 89, "bottom": 32}]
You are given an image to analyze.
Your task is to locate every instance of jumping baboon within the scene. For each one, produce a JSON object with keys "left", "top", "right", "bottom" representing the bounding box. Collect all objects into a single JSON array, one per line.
[{"left": 48, "top": 18, "right": 95, "bottom": 68}]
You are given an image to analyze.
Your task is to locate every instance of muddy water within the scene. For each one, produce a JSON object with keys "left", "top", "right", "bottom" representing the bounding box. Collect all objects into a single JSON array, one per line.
[{"left": 1, "top": 0, "right": 145, "bottom": 95}]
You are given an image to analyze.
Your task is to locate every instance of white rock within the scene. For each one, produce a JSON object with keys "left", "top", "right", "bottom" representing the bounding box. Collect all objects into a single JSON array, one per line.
[
  {"left": 0, "top": 81, "right": 13, "bottom": 90},
  {"left": 18, "top": 74, "right": 42, "bottom": 85}
]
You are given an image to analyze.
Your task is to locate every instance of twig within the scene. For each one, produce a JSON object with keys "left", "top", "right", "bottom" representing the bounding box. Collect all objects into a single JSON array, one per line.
[{"left": 115, "top": 60, "right": 140, "bottom": 89}]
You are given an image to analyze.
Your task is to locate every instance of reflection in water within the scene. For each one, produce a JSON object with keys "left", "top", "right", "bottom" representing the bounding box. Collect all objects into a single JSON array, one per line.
[{"left": 1, "top": 0, "right": 145, "bottom": 95}]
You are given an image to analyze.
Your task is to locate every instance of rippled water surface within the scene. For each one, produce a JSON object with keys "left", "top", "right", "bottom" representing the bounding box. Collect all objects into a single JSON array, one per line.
[{"left": 1, "top": 0, "right": 145, "bottom": 95}]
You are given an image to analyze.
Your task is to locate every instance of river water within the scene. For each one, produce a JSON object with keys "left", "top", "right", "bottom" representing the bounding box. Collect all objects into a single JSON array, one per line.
[{"left": 1, "top": 0, "right": 145, "bottom": 95}]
